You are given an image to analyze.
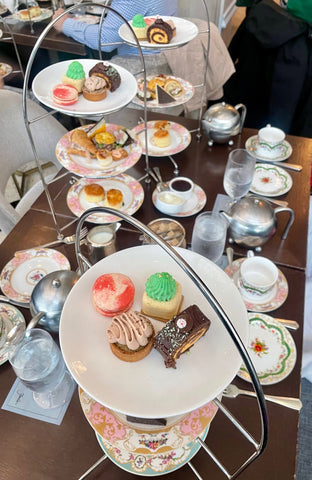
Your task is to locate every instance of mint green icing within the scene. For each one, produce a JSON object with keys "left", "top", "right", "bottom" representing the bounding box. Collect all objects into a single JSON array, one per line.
[
  {"left": 65, "top": 61, "right": 85, "bottom": 80},
  {"left": 132, "top": 14, "right": 146, "bottom": 28},
  {"left": 145, "top": 272, "right": 177, "bottom": 301}
]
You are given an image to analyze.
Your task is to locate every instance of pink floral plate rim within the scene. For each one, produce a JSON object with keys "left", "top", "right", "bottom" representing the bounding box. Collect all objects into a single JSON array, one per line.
[
  {"left": 55, "top": 124, "right": 142, "bottom": 178},
  {"left": 250, "top": 163, "right": 293, "bottom": 197},
  {"left": 95, "top": 426, "right": 208, "bottom": 476},
  {"left": 0, "top": 248, "right": 70, "bottom": 304},
  {"left": 66, "top": 173, "right": 144, "bottom": 224},
  {"left": 78, "top": 387, "right": 218, "bottom": 455},
  {"left": 0, "top": 303, "right": 26, "bottom": 365},
  {"left": 237, "top": 313, "right": 296, "bottom": 385},
  {"left": 131, "top": 121, "right": 191, "bottom": 157},
  {"left": 152, "top": 184, "right": 206, "bottom": 217},
  {"left": 133, "top": 75, "right": 194, "bottom": 109},
  {"left": 225, "top": 258, "right": 288, "bottom": 313}
]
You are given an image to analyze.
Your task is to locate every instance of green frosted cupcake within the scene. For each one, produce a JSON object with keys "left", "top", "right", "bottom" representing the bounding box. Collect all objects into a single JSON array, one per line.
[
  {"left": 62, "top": 61, "right": 86, "bottom": 93},
  {"left": 132, "top": 14, "right": 147, "bottom": 40}
]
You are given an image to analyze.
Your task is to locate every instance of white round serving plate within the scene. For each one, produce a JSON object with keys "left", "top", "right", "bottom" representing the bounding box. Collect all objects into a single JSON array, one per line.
[
  {"left": 79, "top": 387, "right": 218, "bottom": 454},
  {"left": 0, "top": 303, "right": 26, "bottom": 365},
  {"left": 32, "top": 60, "right": 137, "bottom": 116},
  {"left": 118, "top": 16, "right": 198, "bottom": 49},
  {"left": 152, "top": 184, "right": 206, "bottom": 217},
  {"left": 131, "top": 121, "right": 191, "bottom": 157},
  {"left": 245, "top": 135, "right": 292, "bottom": 162},
  {"left": 96, "top": 426, "right": 208, "bottom": 476},
  {"left": 12, "top": 7, "right": 52, "bottom": 22},
  {"left": 250, "top": 163, "right": 293, "bottom": 197},
  {"left": 133, "top": 75, "right": 194, "bottom": 109},
  {"left": 67, "top": 174, "right": 144, "bottom": 223},
  {"left": 0, "top": 248, "right": 70, "bottom": 304},
  {"left": 238, "top": 313, "right": 297, "bottom": 385},
  {"left": 55, "top": 124, "right": 142, "bottom": 178},
  {"left": 60, "top": 245, "right": 248, "bottom": 418},
  {"left": 225, "top": 258, "right": 288, "bottom": 313},
  {"left": 0, "top": 62, "right": 13, "bottom": 78}
]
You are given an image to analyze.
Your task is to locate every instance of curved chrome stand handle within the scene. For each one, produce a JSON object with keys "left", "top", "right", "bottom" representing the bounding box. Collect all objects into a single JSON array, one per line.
[{"left": 74, "top": 207, "right": 268, "bottom": 479}]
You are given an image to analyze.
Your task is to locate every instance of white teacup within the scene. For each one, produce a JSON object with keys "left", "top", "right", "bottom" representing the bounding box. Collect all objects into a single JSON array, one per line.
[
  {"left": 238, "top": 256, "right": 278, "bottom": 302},
  {"left": 256, "top": 124, "right": 286, "bottom": 159}
]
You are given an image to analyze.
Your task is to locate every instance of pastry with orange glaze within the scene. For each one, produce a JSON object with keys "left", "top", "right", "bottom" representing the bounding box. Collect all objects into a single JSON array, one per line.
[{"left": 92, "top": 273, "right": 135, "bottom": 317}]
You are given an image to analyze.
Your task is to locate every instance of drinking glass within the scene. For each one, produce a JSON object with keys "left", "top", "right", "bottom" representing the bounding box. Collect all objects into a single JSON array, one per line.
[
  {"left": 223, "top": 149, "right": 256, "bottom": 203},
  {"left": 191, "top": 211, "right": 227, "bottom": 264},
  {"left": 9, "top": 329, "right": 74, "bottom": 409}
]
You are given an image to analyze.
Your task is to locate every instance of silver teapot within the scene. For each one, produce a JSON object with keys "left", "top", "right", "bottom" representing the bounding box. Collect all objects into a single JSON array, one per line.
[
  {"left": 219, "top": 196, "right": 294, "bottom": 251},
  {"left": 202, "top": 102, "right": 247, "bottom": 146}
]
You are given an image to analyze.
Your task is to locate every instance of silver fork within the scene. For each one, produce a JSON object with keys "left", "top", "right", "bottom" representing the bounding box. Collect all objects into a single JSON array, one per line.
[
  {"left": 223, "top": 384, "right": 302, "bottom": 410},
  {"left": 16, "top": 227, "right": 89, "bottom": 253}
]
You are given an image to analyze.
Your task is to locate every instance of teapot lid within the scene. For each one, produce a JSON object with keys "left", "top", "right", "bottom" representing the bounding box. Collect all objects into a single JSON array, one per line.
[
  {"left": 203, "top": 102, "right": 240, "bottom": 130},
  {"left": 231, "top": 197, "right": 273, "bottom": 224}
]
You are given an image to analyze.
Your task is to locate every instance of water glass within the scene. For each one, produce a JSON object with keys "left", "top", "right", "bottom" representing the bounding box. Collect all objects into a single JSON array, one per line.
[
  {"left": 191, "top": 212, "right": 227, "bottom": 263},
  {"left": 9, "top": 329, "right": 74, "bottom": 409},
  {"left": 223, "top": 149, "right": 256, "bottom": 202}
]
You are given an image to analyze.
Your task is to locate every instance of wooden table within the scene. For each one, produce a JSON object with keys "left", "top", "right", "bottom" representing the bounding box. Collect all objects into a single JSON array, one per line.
[{"left": 0, "top": 110, "right": 310, "bottom": 480}]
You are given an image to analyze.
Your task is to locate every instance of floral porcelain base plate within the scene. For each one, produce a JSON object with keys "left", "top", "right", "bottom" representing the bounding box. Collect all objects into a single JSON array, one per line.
[
  {"left": 152, "top": 184, "right": 206, "bottom": 217},
  {"left": 132, "top": 121, "right": 191, "bottom": 157},
  {"left": 79, "top": 387, "right": 218, "bottom": 455},
  {"left": 0, "top": 303, "right": 25, "bottom": 365},
  {"left": 67, "top": 174, "right": 144, "bottom": 224},
  {"left": 225, "top": 258, "right": 288, "bottom": 313},
  {"left": 245, "top": 135, "right": 292, "bottom": 162},
  {"left": 237, "top": 313, "right": 297, "bottom": 385},
  {"left": 95, "top": 426, "right": 208, "bottom": 476},
  {"left": 0, "top": 248, "right": 70, "bottom": 305},
  {"left": 250, "top": 163, "right": 293, "bottom": 197}
]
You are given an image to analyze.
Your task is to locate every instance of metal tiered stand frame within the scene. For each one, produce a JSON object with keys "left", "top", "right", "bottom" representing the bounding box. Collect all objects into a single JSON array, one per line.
[{"left": 20, "top": 2, "right": 268, "bottom": 478}]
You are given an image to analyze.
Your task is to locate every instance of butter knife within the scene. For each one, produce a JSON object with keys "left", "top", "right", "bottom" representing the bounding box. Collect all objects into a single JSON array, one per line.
[
  {"left": 275, "top": 318, "right": 300, "bottom": 330},
  {"left": 256, "top": 159, "right": 302, "bottom": 172}
]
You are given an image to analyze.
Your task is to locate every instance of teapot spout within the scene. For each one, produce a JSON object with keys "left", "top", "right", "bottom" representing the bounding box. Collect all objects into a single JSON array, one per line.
[{"left": 219, "top": 210, "right": 232, "bottom": 225}]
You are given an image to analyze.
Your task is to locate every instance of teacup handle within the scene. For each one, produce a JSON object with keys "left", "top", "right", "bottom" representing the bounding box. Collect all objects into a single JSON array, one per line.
[{"left": 274, "top": 207, "right": 295, "bottom": 240}]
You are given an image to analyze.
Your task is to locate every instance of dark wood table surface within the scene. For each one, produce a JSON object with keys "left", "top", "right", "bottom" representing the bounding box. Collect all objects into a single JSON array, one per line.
[
  {"left": 0, "top": 109, "right": 310, "bottom": 480},
  {"left": 1, "top": 11, "right": 87, "bottom": 55}
]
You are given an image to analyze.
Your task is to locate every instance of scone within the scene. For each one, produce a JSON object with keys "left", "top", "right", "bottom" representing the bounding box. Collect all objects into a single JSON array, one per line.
[
  {"left": 84, "top": 183, "right": 105, "bottom": 203},
  {"left": 92, "top": 273, "right": 135, "bottom": 317},
  {"left": 154, "top": 305, "right": 211, "bottom": 368},
  {"left": 107, "top": 311, "right": 155, "bottom": 362},
  {"left": 104, "top": 189, "right": 123, "bottom": 209},
  {"left": 152, "top": 128, "right": 171, "bottom": 148},
  {"left": 141, "top": 272, "right": 182, "bottom": 322}
]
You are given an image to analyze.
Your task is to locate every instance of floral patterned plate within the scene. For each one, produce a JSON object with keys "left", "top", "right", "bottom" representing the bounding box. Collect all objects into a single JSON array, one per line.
[
  {"left": 0, "top": 303, "right": 26, "bottom": 365},
  {"left": 0, "top": 248, "right": 70, "bottom": 305},
  {"left": 245, "top": 135, "right": 292, "bottom": 162},
  {"left": 250, "top": 163, "right": 293, "bottom": 197},
  {"left": 225, "top": 258, "right": 288, "bottom": 313},
  {"left": 79, "top": 387, "right": 218, "bottom": 455},
  {"left": 95, "top": 426, "right": 208, "bottom": 476},
  {"left": 237, "top": 313, "right": 297, "bottom": 385},
  {"left": 131, "top": 121, "right": 191, "bottom": 157},
  {"left": 133, "top": 75, "right": 194, "bottom": 109},
  {"left": 152, "top": 184, "right": 206, "bottom": 217},
  {"left": 67, "top": 174, "right": 144, "bottom": 224},
  {"left": 55, "top": 124, "right": 142, "bottom": 178}
]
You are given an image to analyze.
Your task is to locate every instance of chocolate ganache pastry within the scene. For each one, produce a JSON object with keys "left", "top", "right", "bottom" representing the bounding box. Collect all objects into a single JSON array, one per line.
[
  {"left": 154, "top": 305, "right": 211, "bottom": 368},
  {"left": 147, "top": 18, "right": 176, "bottom": 44},
  {"left": 89, "top": 62, "right": 121, "bottom": 92}
]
